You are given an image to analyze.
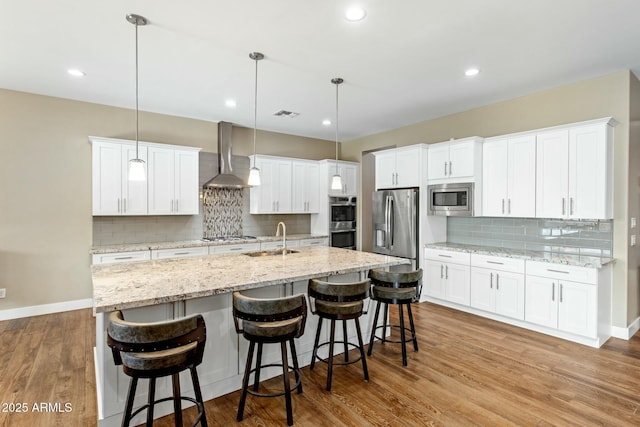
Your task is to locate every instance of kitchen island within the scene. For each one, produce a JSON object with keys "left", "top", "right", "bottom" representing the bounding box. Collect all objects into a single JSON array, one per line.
[{"left": 93, "top": 246, "right": 408, "bottom": 426}]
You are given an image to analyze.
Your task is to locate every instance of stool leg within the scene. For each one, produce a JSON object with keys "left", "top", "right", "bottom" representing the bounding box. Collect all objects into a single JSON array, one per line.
[
  {"left": 253, "top": 342, "right": 264, "bottom": 392},
  {"left": 310, "top": 317, "right": 323, "bottom": 370},
  {"left": 368, "top": 300, "right": 381, "bottom": 356},
  {"left": 342, "top": 320, "right": 349, "bottom": 363},
  {"left": 190, "top": 366, "right": 208, "bottom": 427},
  {"left": 354, "top": 318, "right": 369, "bottom": 382},
  {"left": 327, "top": 319, "right": 336, "bottom": 391},
  {"left": 407, "top": 302, "right": 419, "bottom": 352},
  {"left": 146, "top": 377, "right": 156, "bottom": 426},
  {"left": 122, "top": 377, "right": 138, "bottom": 427},
  {"left": 382, "top": 303, "right": 389, "bottom": 344},
  {"left": 280, "top": 341, "right": 293, "bottom": 426},
  {"left": 289, "top": 338, "right": 303, "bottom": 394},
  {"left": 399, "top": 304, "right": 407, "bottom": 366},
  {"left": 237, "top": 340, "right": 255, "bottom": 422},
  {"left": 172, "top": 373, "right": 182, "bottom": 427}
]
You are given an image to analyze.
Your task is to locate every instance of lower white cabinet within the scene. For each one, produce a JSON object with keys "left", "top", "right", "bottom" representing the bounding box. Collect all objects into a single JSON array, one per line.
[
  {"left": 209, "top": 243, "right": 260, "bottom": 254},
  {"left": 424, "top": 249, "right": 470, "bottom": 305},
  {"left": 470, "top": 255, "right": 525, "bottom": 320},
  {"left": 92, "top": 250, "right": 151, "bottom": 265},
  {"left": 151, "top": 246, "right": 208, "bottom": 259},
  {"left": 298, "top": 237, "right": 328, "bottom": 247}
]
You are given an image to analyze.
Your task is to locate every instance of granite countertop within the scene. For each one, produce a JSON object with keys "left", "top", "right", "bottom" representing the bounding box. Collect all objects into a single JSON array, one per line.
[
  {"left": 91, "top": 234, "right": 328, "bottom": 254},
  {"left": 92, "top": 246, "right": 408, "bottom": 313},
  {"left": 425, "top": 242, "right": 614, "bottom": 268}
]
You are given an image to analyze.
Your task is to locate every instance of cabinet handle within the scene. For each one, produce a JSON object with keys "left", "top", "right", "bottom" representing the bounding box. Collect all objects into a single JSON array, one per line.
[
  {"left": 486, "top": 260, "right": 504, "bottom": 265},
  {"left": 176, "top": 200, "right": 179, "bottom": 212},
  {"left": 445, "top": 265, "right": 449, "bottom": 280},
  {"left": 501, "top": 199, "right": 505, "bottom": 214},
  {"left": 444, "top": 162, "right": 447, "bottom": 176},
  {"left": 449, "top": 161, "right": 452, "bottom": 176},
  {"left": 496, "top": 273, "right": 499, "bottom": 290},
  {"left": 123, "top": 199, "right": 127, "bottom": 213},
  {"left": 546, "top": 268, "right": 570, "bottom": 274},
  {"left": 559, "top": 283, "right": 563, "bottom": 303},
  {"left": 229, "top": 248, "right": 242, "bottom": 251},
  {"left": 562, "top": 198, "right": 566, "bottom": 215},
  {"left": 171, "top": 200, "right": 174, "bottom": 212},
  {"left": 440, "top": 264, "right": 444, "bottom": 279},
  {"left": 174, "top": 252, "right": 190, "bottom": 255},
  {"left": 570, "top": 198, "right": 574, "bottom": 215},
  {"left": 117, "top": 198, "right": 121, "bottom": 213},
  {"left": 438, "top": 254, "right": 452, "bottom": 258},
  {"left": 508, "top": 199, "right": 511, "bottom": 215},
  {"left": 277, "top": 201, "right": 280, "bottom": 211},
  {"left": 490, "top": 272, "right": 493, "bottom": 289},
  {"left": 114, "top": 256, "right": 133, "bottom": 260},
  {"left": 552, "top": 282, "right": 555, "bottom": 301},
  {"left": 272, "top": 201, "right": 275, "bottom": 211}
]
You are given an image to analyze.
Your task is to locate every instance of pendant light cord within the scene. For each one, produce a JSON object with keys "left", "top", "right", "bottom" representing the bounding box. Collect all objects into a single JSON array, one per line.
[
  {"left": 335, "top": 81, "right": 339, "bottom": 167},
  {"left": 134, "top": 20, "right": 140, "bottom": 159},
  {"left": 253, "top": 56, "right": 258, "bottom": 168}
]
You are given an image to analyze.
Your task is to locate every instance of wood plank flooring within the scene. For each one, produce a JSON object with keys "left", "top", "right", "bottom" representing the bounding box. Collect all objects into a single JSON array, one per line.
[{"left": 2, "top": 303, "right": 640, "bottom": 426}]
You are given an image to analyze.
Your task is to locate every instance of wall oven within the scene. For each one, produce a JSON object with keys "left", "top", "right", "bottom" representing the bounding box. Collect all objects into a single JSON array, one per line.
[
  {"left": 428, "top": 183, "right": 474, "bottom": 216},
  {"left": 329, "top": 196, "right": 356, "bottom": 250}
]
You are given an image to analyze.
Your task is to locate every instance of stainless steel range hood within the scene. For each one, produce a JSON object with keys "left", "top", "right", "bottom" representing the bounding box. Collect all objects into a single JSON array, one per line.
[{"left": 203, "top": 121, "right": 246, "bottom": 188}]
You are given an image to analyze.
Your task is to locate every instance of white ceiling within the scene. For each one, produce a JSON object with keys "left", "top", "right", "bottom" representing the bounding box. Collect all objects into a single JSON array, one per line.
[{"left": 2, "top": 1, "right": 640, "bottom": 141}]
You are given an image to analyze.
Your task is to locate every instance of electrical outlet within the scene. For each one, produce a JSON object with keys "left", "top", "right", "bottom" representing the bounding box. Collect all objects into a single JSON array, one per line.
[
  {"left": 0, "top": 288, "right": 5, "bottom": 298},
  {"left": 632, "top": 217, "right": 637, "bottom": 229},
  {"left": 632, "top": 235, "right": 637, "bottom": 247}
]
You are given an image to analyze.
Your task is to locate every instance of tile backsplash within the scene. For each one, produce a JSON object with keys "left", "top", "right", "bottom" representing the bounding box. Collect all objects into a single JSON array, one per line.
[
  {"left": 203, "top": 188, "right": 243, "bottom": 238},
  {"left": 446, "top": 217, "right": 613, "bottom": 256}
]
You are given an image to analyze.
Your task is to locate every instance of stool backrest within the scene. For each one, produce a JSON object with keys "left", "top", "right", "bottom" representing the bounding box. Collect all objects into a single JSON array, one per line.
[
  {"left": 368, "top": 269, "right": 423, "bottom": 302},
  {"left": 107, "top": 310, "right": 207, "bottom": 367},
  {"left": 232, "top": 292, "right": 307, "bottom": 338},
  {"left": 308, "top": 278, "right": 371, "bottom": 314}
]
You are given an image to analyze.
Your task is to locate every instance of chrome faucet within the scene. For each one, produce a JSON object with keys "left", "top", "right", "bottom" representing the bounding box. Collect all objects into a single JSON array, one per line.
[{"left": 276, "top": 222, "right": 286, "bottom": 252}]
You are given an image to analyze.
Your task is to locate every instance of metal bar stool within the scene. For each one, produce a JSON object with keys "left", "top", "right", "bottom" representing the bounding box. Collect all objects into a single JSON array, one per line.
[
  {"left": 367, "top": 268, "right": 423, "bottom": 366},
  {"left": 307, "top": 278, "right": 370, "bottom": 391},
  {"left": 233, "top": 291, "right": 307, "bottom": 426},
  {"left": 107, "top": 310, "right": 208, "bottom": 427}
]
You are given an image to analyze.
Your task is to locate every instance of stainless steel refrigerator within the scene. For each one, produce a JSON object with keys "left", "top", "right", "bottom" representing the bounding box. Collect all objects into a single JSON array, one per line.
[{"left": 372, "top": 188, "right": 419, "bottom": 269}]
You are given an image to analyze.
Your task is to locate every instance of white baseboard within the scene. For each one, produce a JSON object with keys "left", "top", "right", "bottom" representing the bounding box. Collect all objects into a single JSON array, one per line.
[
  {"left": 611, "top": 316, "right": 640, "bottom": 340},
  {"left": 0, "top": 298, "right": 93, "bottom": 321}
]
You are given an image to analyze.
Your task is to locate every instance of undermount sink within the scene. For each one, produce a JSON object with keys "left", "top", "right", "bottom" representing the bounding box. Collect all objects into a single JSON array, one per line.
[{"left": 244, "top": 249, "right": 300, "bottom": 257}]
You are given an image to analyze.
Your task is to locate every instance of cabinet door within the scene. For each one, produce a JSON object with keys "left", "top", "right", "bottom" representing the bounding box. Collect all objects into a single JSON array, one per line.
[
  {"left": 494, "top": 271, "right": 525, "bottom": 320},
  {"left": 507, "top": 135, "right": 536, "bottom": 217},
  {"left": 424, "top": 260, "right": 446, "bottom": 299},
  {"left": 305, "top": 162, "right": 320, "bottom": 213},
  {"left": 427, "top": 143, "right": 449, "bottom": 180},
  {"left": 558, "top": 280, "right": 597, "bottom": 338},
  {"left": 470, "top": 267, "right": 495, "bottom": 312},
  {"left": 448, "top": 141, "right": 475, "bottom": 179},
  {"left": 569, "top": 124, "right": 609, "bottom": 219},
  {"left": 444, "top": 262, "right": 470, "bottom": 306},
  {"left": 148, "top": 146, "right": 175, "bottom": 215},
  {"left": 525, "top": 276, "right": 558, "bottom": 328},
  {"left": 343, "top": 164, "right": 358, "bottom": 195},
  {"left": 121, "top": 144, "right": 148, "bottom": 215},
  {"left": 174, "top": 149, "right": 199, "bottom": 214},
  {"left": 395, "top": 146, "right": 421, "bottom": 187},
  {"left": 536, "top": 130, "right": 569, "bottom": 218},
  {"left": 253, "top": 157, "right": 276, "bottom": 213},
  {"left": 92, "top": 141, "right": 123, "bottom": 215},
  {"left": 482, "top": 139, "right": 508, "bottom": 216},
  {"left": 291, "top": 161, "right": 308, "bottom": 213},
  {"left": 274, "top": 159, "right": 292, "bottom": 212},
  {"left": 375, "top": 150, "right": 396, "bottom": 189}
]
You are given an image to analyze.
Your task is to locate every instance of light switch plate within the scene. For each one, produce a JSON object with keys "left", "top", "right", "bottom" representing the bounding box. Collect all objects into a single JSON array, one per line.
[
  {"left": 632, "top": 235, "right": 637, "bottom": 247},
  {"left": 632, "top": 217, "right": 637, "bottom": 229},
  {"left": 0, "top": 288, "right": 5, "bottom": 298}
]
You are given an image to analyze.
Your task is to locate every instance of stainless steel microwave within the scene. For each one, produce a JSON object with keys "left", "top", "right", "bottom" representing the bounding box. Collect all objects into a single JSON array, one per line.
[{"left": 428, "top": 183, "right": 474, "bottom": 216}]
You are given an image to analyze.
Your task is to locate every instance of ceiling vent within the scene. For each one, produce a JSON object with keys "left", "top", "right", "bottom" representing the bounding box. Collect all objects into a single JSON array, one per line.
[{"left": 273, "top": 110, "right": 300, "bottom": 118}]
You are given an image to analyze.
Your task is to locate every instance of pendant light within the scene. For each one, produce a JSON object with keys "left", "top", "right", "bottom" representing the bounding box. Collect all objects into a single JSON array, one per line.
[
  {"left": 330, "top": 77, "right": 344, "bottom": 191},
  {"left": 247, "top": 52, "right": 264, "bottom": 186},
  {"left": 126, "top": 13, "right": 147, "bottom": 181}
]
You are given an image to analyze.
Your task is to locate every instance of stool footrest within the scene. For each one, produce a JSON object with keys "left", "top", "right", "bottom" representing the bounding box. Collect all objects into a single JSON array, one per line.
[
  {"left": 246, "top": 363, "right": 302, "bottom": 398},
  {"left": 129, "top": 396, "right": 205, "bottom": 426},
  {"left": 371, "top": 324, "right": 417, "bottom": 345},
  {"left": 313, "top": 341, "right": 365, "bottom": 367}
]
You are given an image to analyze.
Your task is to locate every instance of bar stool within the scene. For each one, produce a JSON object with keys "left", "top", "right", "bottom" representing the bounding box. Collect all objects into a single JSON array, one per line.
[
  {"left": 367, "top": 269, "right": 423, "bottom": 366},
  {"left": 106, "top": 310, "right": 208, "bottom": 427},
  {"left": 307, "top": 278, "right": 370, "bottom": 391},
  {"left": 232, "top": 292, "right": 307, "bottom": 426}
]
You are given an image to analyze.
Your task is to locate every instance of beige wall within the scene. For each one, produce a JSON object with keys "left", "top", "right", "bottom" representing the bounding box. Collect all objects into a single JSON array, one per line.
[
  {"left": 628, "top": 74, "right": 640, "bottom": 325},
  {"left": 0, "top": 89, "right": 335, "bottom": 311},
  {"left": 343, "top": 70, "right": 635, "bottom": 329}
]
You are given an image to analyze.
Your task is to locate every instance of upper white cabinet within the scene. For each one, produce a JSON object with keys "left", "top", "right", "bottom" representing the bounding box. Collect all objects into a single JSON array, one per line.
[
  {"left": 91, "top": 138, "right": 148, "bottom": 216},
  {"left": 148, "top": 146, "right": 200, "bottom": 215},
  {"left": 536, "top": 118, "right": 614, "bottom": 219},
  {"left": 291, "top": 160, "right": 319, "bottom": 213},
  {"left": 428, "top": 137, "right": 483, "bottom": 182},
  {"left": 482, "top": 134, "right": 536, "bottom": 217},
  {"left": 325, "top": 160, "right": 359, "bottom": 196},
  {"left": 374, "top": 145, "right": 424, "bottom": 189},
  {"left": 249, "top": 155, "right": 292, "bottom": 214},
  {"left": 91, "top": 136, "right": 200, "bottom": 216}
]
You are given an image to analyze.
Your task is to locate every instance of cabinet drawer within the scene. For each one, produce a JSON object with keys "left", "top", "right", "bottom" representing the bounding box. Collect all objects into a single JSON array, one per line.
[
  {"left": 298, "top": 238, "right": 328, "bottom": 247},
  {"left": 526, "top": 261, "right": 597, "bottom": 284},
  {"left": 151, "top": 246, "right": 208, "bottom": 260},
  {"left": 210, "top": 243, "right": 260, "bottom": 254},
  {"left": 424, "top": 248, "right": 470, "bottom": 265},
  {"left": 92, "top": 250, "right": 151, "bottom": 265},
  {"left": 261, "top": 240, "right": 300, "bottom": 250},
  {"left": 471, "top": 254, "right": 525, "bottom": 274}
]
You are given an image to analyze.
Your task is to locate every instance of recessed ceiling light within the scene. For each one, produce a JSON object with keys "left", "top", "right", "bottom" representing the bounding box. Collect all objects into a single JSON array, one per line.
[
  {"left": 67, "top": 69, "right": 86, "bottom": 77},
  {"left": 225, "top": 99, "right": 237, "bottom": 108},
  {"left": 322, "top": 119, "right": 332, "bottom": 126},
  {"left": 465, "top": 68, "right": 480, "bottom": 77},
  {"left": 345, "top": 7, "right": 367, "bottom": 22}
]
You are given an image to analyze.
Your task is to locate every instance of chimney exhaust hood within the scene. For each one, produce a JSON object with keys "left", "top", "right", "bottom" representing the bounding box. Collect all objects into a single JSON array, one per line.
[{"left": 203, "top": 121, "right": 247, "bottom": 188}]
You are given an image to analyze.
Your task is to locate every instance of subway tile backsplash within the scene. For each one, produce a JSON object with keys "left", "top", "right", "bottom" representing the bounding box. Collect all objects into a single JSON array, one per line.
[{"left": 446, "top": 217, "right": 613, "bottom": 256}]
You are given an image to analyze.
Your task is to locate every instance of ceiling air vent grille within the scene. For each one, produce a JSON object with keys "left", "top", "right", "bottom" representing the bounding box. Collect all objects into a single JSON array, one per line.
[{"left": 273, "top": 110, "right": 300, "bottom": 118}]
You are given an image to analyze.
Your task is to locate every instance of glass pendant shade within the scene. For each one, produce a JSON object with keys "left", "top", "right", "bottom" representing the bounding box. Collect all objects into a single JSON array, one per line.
[
  {"left": 248, "top": 167, "right": 261, "bottom": 186},
  {"left": 128, "top": 158, "right": 146, "bottom": 181},
  {"left": 331, "top": 174, "right": 343, "bottom": 190}
]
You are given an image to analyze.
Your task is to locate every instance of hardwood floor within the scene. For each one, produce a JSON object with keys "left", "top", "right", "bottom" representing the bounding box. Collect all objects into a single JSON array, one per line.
[{"left": 2, "top": 303, "right": 640, "bottom": 426}]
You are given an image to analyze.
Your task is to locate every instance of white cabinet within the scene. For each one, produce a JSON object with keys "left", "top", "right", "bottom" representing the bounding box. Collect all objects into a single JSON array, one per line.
[
  {"left": 470, "top": 254, "right": 525, "bottom": 320},
  {"left": 209, "top": 243, "right": 260, "bottom": 254},
  {"left": 91, "top": 138, "right": 148, "bottom": 216},
  {"left": 260, "top": 239, "right": 300, "bottom": 251},
  {"left": 298, "top": 237, "right": 328, "bottom": 247},
  {"left": 374, "top": 145, "right": 423, "bottom": 189},
  {"left": 292, "top": 160, "right": 319, "bottom": 213},
  {"left": 92, "top": 250, "right": 151, "bottom": 265},
  {"left": 536, "top": 118, "right": 614, "bottom": 219},
  {"left": 249, "top": 155, "right": 292, "bottom": 214},
  {"left": 327, "top": 160, "right": 359, "bottom": 196},
  {"left": 148, "top": 146, "right": 200, "bottom": 215},
  {"left": 151, "top": 246, "right": 208, "bottom": 260},
  {"left": 482, "top": 134, "right": 536, "bottom": 217},
  {"left": 427, "top": 137, "right": 483, "bottom": 182},
  {"left": 423, "top": 249, "right": 470, "bottom": 305}
]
